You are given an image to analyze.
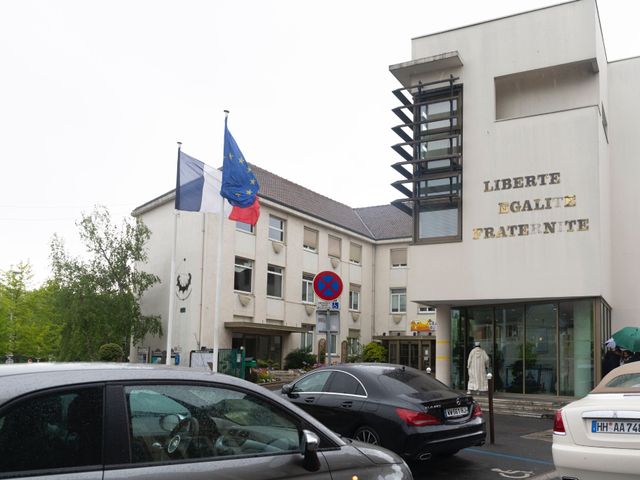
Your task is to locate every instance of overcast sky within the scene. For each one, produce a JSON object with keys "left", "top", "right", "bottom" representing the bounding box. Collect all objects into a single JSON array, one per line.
[{"left": 1, "top": 0, "right": 638, "bottom": 286}]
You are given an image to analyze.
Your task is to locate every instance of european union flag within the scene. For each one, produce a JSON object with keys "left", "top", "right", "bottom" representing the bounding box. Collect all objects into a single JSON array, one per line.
[{"left": 221, "top": 118, "right": 259, "bottom": 208}]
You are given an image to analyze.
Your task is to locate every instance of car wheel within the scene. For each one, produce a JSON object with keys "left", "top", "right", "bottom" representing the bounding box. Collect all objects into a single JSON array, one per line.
[{"left": 353, "top": 426, "right": 381, "bottom": 445}]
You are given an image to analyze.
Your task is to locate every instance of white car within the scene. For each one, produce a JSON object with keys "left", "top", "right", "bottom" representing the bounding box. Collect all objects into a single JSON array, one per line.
[{"left": 552, "top": 361, "right": 640, "bottom": 480}]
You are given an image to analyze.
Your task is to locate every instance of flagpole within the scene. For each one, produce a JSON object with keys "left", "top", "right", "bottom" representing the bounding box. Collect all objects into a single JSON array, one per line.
[
  {"left": 197, "top": 212, "right": 206, "bottom": 351},
  {"left": 211, "top": 112, "right": 229, "bottom": 372},
  {"left": 166, "top": 141, "right": 182, "bottom": 365}
]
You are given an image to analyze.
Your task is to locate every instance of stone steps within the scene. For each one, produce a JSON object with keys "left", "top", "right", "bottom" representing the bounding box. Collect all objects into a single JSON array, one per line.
[{"left": 473, "top": 394, "right": 572, "bottom": 419}]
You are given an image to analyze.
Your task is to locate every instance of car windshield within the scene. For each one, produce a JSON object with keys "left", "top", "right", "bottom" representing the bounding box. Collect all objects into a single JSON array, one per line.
[{"left": 378, "top": 367, "right": 452, "bottom": 398}]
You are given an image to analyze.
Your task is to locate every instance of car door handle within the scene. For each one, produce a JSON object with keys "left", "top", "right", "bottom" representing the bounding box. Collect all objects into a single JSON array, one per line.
[
  {"left": 304, "top": 397, "right": 316, "bottom": 403},
  {"left": 341, "top": 401, "right": 353, "bottom": 408}
]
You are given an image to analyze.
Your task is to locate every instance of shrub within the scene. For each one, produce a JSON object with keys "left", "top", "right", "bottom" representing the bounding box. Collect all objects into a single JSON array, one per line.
[
  {"left": 361, "top": 342, "right": 387, "bottom": 363},
  {"left": 347, "top": 353, "right": 362, "bottom": 363},
  {"left": 98, "top": 343, "right": 124, "bottom": 362},
  {"left": 284, "top": 347, "right": 316, "bottom": 369},
  {"left": 252, "top": 368, "right": 272, "bottom": 383}
]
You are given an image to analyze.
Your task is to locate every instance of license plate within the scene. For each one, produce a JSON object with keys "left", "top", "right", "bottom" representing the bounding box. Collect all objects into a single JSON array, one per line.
[
  {"left": 591, "top": 420, "right": 640, "bottom": 434},
  {"left": 445, "top": 406, "right": 468, "bottom": 418}
]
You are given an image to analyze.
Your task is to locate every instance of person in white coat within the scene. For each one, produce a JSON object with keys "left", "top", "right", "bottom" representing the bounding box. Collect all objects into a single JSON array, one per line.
[{"left": 467, "top": 342, "right": 490, "bottom": 394}]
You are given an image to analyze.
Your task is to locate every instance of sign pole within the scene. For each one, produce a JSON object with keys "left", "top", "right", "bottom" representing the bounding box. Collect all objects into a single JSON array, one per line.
[
  {"left": 313, "top": 271, "right": 343, "bottom": 366},
  {"left": 487, "top": 372, "right": 495, "bottom": 444}
]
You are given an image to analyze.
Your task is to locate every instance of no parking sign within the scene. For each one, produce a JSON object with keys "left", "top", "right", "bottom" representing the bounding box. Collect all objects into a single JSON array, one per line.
[{"left": 313, "top": 271, "right": 343, "bottom": 301}]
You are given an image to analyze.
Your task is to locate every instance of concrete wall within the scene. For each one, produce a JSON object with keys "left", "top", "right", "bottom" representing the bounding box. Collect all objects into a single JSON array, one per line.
[
  {"left": 411, "top": 1, "right": 597, "bottom": 80},
  {"left": 399, "top": 0, "right": 609, "bottom": 305},
  {"left": 607, "top": 56, "right": 640, "bottom": 330}
]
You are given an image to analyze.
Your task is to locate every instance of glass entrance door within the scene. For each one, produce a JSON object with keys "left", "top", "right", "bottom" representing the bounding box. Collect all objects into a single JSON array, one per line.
[
  {"left": 399, "top": 341, "right": 421, "bottom": 369},
  {"left": 525, "top": 304, "right": 557, "bottom": 394},
  {"left": 494, "top": 305, "right": 524, "bottom": 393}
]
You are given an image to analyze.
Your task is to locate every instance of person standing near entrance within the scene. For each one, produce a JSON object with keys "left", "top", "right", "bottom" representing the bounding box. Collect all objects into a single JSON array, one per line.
[
  {"left": 602, "top": 338, "right": 622, "bottom": 378},
  {"left": 467, "top": 342, "right": 490, "bottom": 394}
]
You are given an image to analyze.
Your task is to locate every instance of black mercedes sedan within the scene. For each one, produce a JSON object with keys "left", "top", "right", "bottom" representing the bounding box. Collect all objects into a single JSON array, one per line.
[{"left": 281, "top": 363, "right": 486, "bottom": 462}]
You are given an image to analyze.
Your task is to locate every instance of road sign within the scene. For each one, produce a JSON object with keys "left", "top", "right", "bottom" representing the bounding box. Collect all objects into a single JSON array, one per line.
[{"left": 313, "top": 271, "right": 343, "bottom": 300}]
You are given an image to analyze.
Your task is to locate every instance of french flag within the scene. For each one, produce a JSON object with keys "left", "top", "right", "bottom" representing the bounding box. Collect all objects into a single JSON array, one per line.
[{"left": 175, "top": 151, "right": 224, "bottom": 214}]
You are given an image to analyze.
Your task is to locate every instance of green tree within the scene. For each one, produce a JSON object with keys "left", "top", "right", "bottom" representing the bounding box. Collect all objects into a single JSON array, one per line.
[
  {"left": 362, "top": 341, "right": 387, "bottom": 363},
  {"left": 50, "top": 206, "right": 162, "bottom": 361},
  {"left": 0, "top": 263, "right": 61, "bottom": 361}
]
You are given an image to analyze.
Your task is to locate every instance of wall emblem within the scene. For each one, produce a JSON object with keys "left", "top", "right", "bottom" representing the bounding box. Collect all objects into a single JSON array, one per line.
[{"left": 176, "top": 272, "right": 192, "bottom": 301}]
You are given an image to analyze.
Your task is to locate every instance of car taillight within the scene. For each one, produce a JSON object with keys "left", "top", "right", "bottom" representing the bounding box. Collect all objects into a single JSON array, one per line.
[
  {"left": 471, "top": 402, "right": 482, "bottom": 418},
  {"left": 396, "top": 407, "right": 441, "bottom": 426},
  {"left": 553, "top": 410, "right": 566, "bottom": 435}
]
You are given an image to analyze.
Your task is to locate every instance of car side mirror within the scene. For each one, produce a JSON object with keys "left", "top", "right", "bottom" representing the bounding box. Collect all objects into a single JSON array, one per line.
[
  {"left": 281, "top": 384, "right": 293, "bottom": 395},
  {"left": 300, "top": 429, "right": 321, "bottom": 472}
]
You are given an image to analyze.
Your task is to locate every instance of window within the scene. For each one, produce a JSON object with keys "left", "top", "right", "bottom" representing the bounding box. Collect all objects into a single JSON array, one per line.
[
  {"left": 326, "top": 372, "right": 365, "bottom": 396},
  {"left": 234, "top": 257, "right": 253, "bottom": 292},
  {"left": 329, "top": 334, "right": 337, "bottom": 354},
  {"left": 390, "top": 248, "right": 407, "bottom": 267},
  {"left": 0, "top": 387, "right": 103, "bottom": 474},
  {"left": 236, "top": 221, "right": 254, "bottom": 234},
  {"left": 301, "top": 328, "right": 314, "bottom": 350},
  {"left": 303, "top": 227, "right": 318, "bottom": 252},
  {"left": 267, "top": 264, "right": 283, "bottom": 298},
  {"left": 328, "top": 235, "right": 341, "bottom": 258},
  {"left": 349, "top": 243, "right": 362, "bottom": 264},
  {"left": 418, "top": 199, "right": 460, "bottom": 240},
  {"left": 292, "top": 370, "right": 332, "bottom": 393},
  {"left": 415, "top": 87, "right": 462, "bottom": 242},
  {"left": 347, "top": 335, "right": 361, "bottom": 357},
  {"left": 125, "top": 384, "right": 301, "bottom": 463},
  {"left": 268, "top": 215, "right": 285, "bottom": 242},
  {"left": 390, "top": 288, "right": 406, "bottom": 313},
  {"left": 418, "top": 305, "right": 436, "bottom": 314},
  {"left": 349, "top": 284, "right": 361, "bottom": 311},
  {"left": 302, "top": 272, "right": 315, "bottom": 303}
]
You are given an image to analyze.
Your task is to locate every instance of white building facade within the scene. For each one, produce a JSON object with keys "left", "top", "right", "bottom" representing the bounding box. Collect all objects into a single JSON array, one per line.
[
  {"left": 388, "top": 0, "right": 640, "bottom": 397},
  {"left": 134, "top": 0, "right": 639, "bottom": 398},
  {"left": 132, "top": 166, "right": 427, "bottom": 371}
]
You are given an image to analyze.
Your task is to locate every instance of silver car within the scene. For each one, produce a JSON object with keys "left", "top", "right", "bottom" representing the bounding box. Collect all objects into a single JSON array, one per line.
[{"left": 0, "top": 363, "right": 412, "bottom": 480}]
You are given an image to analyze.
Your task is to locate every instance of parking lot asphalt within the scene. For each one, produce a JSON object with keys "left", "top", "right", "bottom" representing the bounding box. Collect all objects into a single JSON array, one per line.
[{"left": 411, "top": 414, "right": 559, "bottom": 480}]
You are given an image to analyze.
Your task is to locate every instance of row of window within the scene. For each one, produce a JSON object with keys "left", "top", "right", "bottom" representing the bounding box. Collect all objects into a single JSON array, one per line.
[
  {"left": 235, "top": 257, "right": 434, "bottom": 316},
  {"left": 239, "top": 216, "right": 365, "bottom": 264},
  {"left": 391, "top": 82, "right": 463, "bottom": 244},
  {"left": 237, "top": 257, "right": 362, "bottom": 309},
  {"left": 240, "top": 219, "right": 409, "bottom": 269}
]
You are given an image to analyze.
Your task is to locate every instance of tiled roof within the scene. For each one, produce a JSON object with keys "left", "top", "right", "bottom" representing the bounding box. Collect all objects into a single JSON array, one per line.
[
  {"left": 252, "top": 165, "right": 372, "bottom": 238},
  {"left": 253, "top": 165, "right": 411, "bottom": 240},
  {"left": 133, "top": 164, "right": 412, "bottom": 241},
  {"left": 354, "top": 204, "right": 413, "bottom": 240}
]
